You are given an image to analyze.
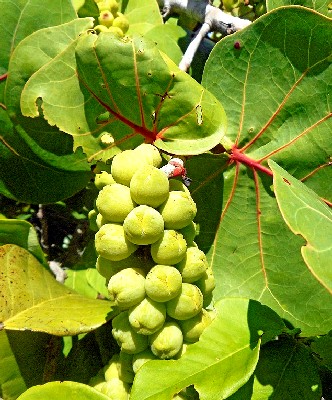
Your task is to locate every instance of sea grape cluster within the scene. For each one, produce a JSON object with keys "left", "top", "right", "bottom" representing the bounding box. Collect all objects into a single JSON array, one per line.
[
  {"left": 93, "top": 0, "right": 129, "bottom": 37},
  {"left": 222, "top": 0, "right": 267, "bottom": 20},
  {"left": 89, "top": 144, "right": 216, "bottom": 398}
]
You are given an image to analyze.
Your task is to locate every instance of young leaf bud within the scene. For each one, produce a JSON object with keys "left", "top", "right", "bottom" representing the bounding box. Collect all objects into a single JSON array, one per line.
[
  {"left": 98, "top": 10, "right": 115, "bottom": 27},
  {"left": 112, "top": 311, "right": 149, "bottom": 354},
  {"left": 130, "top": 165, "right": 169, "bottom": 208},
  {"left": 95, "top": 223, "right": 138, "bottom": 261},
  {"left": 134, "top": 143, "right": 162, "bottom": 168},
  {"left": 123, "top": 205, "right": 164, "bottom": 245},
  {"left": 166, "top": 283, "right": 203, "bottom": 320},
  {"left": 113, "top": 14, "right": 129, "bottom": 33},
  {"left": 178, "top": 309, "right": 212, "bottom": 343},
  {"left": 96, "top": 183, "right": 136, "bottom": 223},
  {"left": 108, "top": 267, "right": 146, "bottom": 309},
  {"left": 111, "top": 150, "right": 151, "bottom": 186},
  {"left": 100, "top": 377, "right": 131, "bottom": 400},
  {"left": 149, "top": 321, "right": 183, "bottom": 359},
  {"left": 158, "top": 191, "right": 197, "bottom": 230},
  {"left": 175, "top": 247, "right": 208, "bottom": 283},
  {"left": 150, "top": 230, "right": 187, "bottom": 265},
  {"left": 128, "top": 297, "right": 166, "bottom": 335},
  {"left": 95, "top": 171, "right": 115, "bottom": 190},
  {"left": 132, "top": 348, "right": 157, "bottom": 373},
  {"left": 145, "top": 265, "right": 182, "bottom": 302}
]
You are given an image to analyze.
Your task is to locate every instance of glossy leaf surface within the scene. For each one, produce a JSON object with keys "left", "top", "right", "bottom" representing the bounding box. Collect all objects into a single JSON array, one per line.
[
  {"left": 197, "top": 6, "right": 332, "bottom": 336},
  {"left": 131, "top": 298, "right": 286, "bottom": 400},
  {"left": 0, "top": 244, "right": 114, "bottom": 335}
]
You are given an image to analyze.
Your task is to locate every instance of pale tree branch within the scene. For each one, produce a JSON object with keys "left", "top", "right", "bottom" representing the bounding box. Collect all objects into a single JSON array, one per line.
[{"left": 157, "top": 0, "right": 251, "bottom": 71}]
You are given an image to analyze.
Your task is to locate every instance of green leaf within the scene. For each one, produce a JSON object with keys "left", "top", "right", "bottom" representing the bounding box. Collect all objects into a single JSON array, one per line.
[
  {"left": 121, "top": 0, "right": 163, "bottom": 35},
  {"left": 16, "top": 381, "right": 109, "bottom": 400},
  {"left": 310, "top": 333, "right": 332, "bottom": 371},
  {"left": 20, "top": 33, "right": 228, "bottom": 158},
  {"left": 199, "top": 6, "right": 332, "bottom": 336},
  {"left": 0, "top": 244, "right": 114, "bottom": 335},
  {"left": 267, "top": 0, "right": 330, "bottom": 16},
  {"left": 64, "top": 268, "right": 109, "bottom": 299},
  {"left": 229, "top": 337, "right": 322, "bottom": 399},
  {"left": 0, "top": 330, "right": 27, "bottom": 400},
  {"left": 0, "top": 219, "right": 46, "bottom": 266},
  {"left": 269, "top": 160, "right": 332, "bottom": 292},
  {"left": 130, "top": 298, "right": 286, "bottom": 400}
]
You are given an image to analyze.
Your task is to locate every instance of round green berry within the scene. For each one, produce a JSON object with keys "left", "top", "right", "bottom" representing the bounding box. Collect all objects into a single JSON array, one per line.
[
  {"left": 145, "top": 264, "right": 182, "bottom": 302},
  {"left": 123, "top": 205, "right": 164, "bottom": 245},
  {"left": 149, "top": 321, "right": 183, "bottom": 359},
  {"left": 134, "top": 143, "right": 162, "bottom": 168},
  {"left": 103, "top": 354, "right": 120, "bottom": 381},
  {"left": 108, "top": 26, "right": 124, "bottom": 37},
  {"left": 95, "top": 223, "right": 138, "bottom": 261},
  {"left": 111, "top": 150, "right": 150, "bottom": 186},
  {"left": 108, "top": 267, "right": 146, "bottom": 309},
  {"left": 178, "top": 309, "right": 212, "bottom": 343},
  {"left": 158, "top": 191, "right": 197, "bottom": 229},
  {"left": 194, "top": 266, "right": 215, "bottom": 306},
  {"left": 96, "top": 183, "right": 136, "bottom": 223},
  {"left": 128, "top": 297, "right": 166, "bottom": 335},
  {"left": 130, "top": 165, "right": 169, "bottom": 208},
  {"left": 178, "top": 221, "right": 197, "bottom": 246},
  {"left": 98, "top": 10, "right": 114, "bottom": 27},
  {"left": 175, "top": 247, "right": 208, "bottom": 283},
  {"left": 113, "top": 13, "right": 129, "bottom": 33},
  {"left": 112, "top": 311, "right": 149, "bottom": 354},
  {"left": 100, "top": 378, "right": 130, "bottom": 399},
  {"left": 132, "top": 348, "right": 157, "bottom": 373},
  {"left": 150, "top": 230, "right": 187, "bottom": 265},
  {"left": 166, "top": 283, "right": 203, "bottom": 320},
  {"left": 95, "top": 171, "right": 115, "bottom": 190}
]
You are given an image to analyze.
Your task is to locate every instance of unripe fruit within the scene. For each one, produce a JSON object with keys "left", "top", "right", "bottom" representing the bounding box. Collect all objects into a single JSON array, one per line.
[
  {"left": 96, "top": 255, "right": 125, "bottom": 281},
  {"left": 98, "top": 10, "right": 115, "bottom": 27},
  {"left": 112, "top": 14, "right": 129, "bottom": 34},
  {"left": 104, "top": 354, "right": 120, "bottom": 381},
  {"left": 96, "top": 183, "right": 136, "bottom": 223},
  {"left": 96, "top": 212, "right": 108, "bottom": 229},
  {"left": 169, "top": 178, "right": 190, "bottom": 194},
  {"left": 94, "top": 24, "right": 110, "bottom": 33},
  {"left": 108, "top": 0, "right": 119, "bottom": 14},
  {"left": 166, "top": 283, "right": 203, "bottom": 320},
  {"left": 128, "top": 297, "right": 166, "bottom": 335},
  {"left": 108, "top": 26, "right": 124, "bottom": 37},
  {"left": 95, "top": 223, "right": 138, "bottom": 261},
  {"left": 145, "top": 265, "right": 182, "bottom": 302},
  {"left": 123, "top": 205, "right": 164, "bottom": 245},
  {"left": 130, "top": 165, "right": 169, "bottom": 208},
  {"left": 194, "top": 267, "right": 216, "bottom": 306},
  {"left": 178, "top": 221, "right": 197, "bottom": 246},
  {"left": 112, "top": 311, "right": 149, "bottom": 354},
  {"left": 150, "top": 230, "right": 187, "bottom": 265},
  {"left": 100, "top": 378, "right": 130, "bottom": 400},
  {"left": 149, "top": 321, "right": 183, "bottom": 359},
  {"left": 178, "top": 309, "right": 212, "bottom": 343},
  {"left": 88, "top": 209, "right": 99, "bottom": 232},
  {"left": 134, "top": 143, "right": 162, "bottom": 168},
  {"left": 175, "top": 247, "right": 208, "bottom": 283},
  {"left": 108, "top": 267, "right": 146, "bottom": 309},
  {"left": 158, "top": 191, "right": 197, "bottom": 230},
  {"left": 89, "top": 370, "right": 106, "bottom": 390},
  {"left": 111, "top": 150, "right": 151, "bottom": 186},
  {"left": 95, "top": 171, "right": 115, "bottom": 190},
  {"left": 96, "top": 0, "right": 114, "bottom": 12},
  {"left": 132, "top": 348, "right": 157, "bottom": 373}
]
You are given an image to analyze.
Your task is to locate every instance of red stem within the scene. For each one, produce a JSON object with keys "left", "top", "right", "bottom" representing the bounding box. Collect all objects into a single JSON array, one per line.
[
  {"left": 230, "top": 146, "right": 273, "bottom": 176},
  {"left": 0, "top": 73, "right": 7, "bottom": 82}
]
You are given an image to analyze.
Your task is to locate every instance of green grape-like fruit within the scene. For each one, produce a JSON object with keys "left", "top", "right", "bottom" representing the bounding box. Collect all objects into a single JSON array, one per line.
[
  {"left": 108, "top": 26, "right": 124, "bottom": 37},
  {"left": 166, "top": 283, "right": 203, "bottom": 320},
  {"left": 118, "top": 351, "right": 135, "bottom": 383},
  {"left": 95, "top": 223, "right": 138, "bottom": 261},
  {"left": 178, "top": 221, "right": 197, "bottom": 246},
  {"left": 175, "top": 247, "right": 208, "bottom": 283},
  {"left": 88, "top": 209, "right": 99, "bottom": 232},
  {"left": 130, "top": 165, "right": 169, "bottom": 208},
  {"left": 98, "top": 10, "right": 115, "bottom": 27},
  {"left": 178, "top": 309, "right": 212, "bottom": 343},
  {"left": 132, "top": 348, "right": 157, "bottom": 373},
  {"left": 111, "top": 150, "right": 151, "bottom": 186},
  {"left": 108, "top": 267, "right": 146, "bottom": 309},
  {"left": 145, "top": 264, "right": 182, "bottom": 302},
  {"left": 169, "top": 178, "right": 190, "bottom": 194},
  {"left": 112, "top": 311, "right": 149, "bottom": 354},
  {"left": 128, "top": 297, "right": 166, "bottom": 335},
  {"left": 123, "top": 205, "right": 164, "bottom": 245},
  {"left": 100, "top": 378, "right": 130, "bottom": 400},
  {"left": 96, "top": 212, "right": 109, "bottom": 229},
  {"left": 108, "top": 0, "right": 119, "bottom": 14},
  {"left": 194, "top": 266, "right": 216, "bottom": 307},
  {"left": 104, "top": 354, "right": 120, "bottom": 381},
  {"left": 94, "top": 24, "right": 110, "bottom": 33},
  {"left": 89, "top": 369, "right": 105, "bottom": 391},
  {"left": 95, "top": 171, "right": 115, "bottom": 190},
  {"left": 112, "top": 13, "right": 129, "bottom": 34},
  {"left": 134, "top": 143, "right": 162, "bottom": 168},
  {"left": 150, "top": 230, "right": 187, "bottom": 265},
  {"left": 158, "top": 191, "right": 197, "bottom": 230},
  {"left": 149, "top": 321, "right": 183, "bottom": 359},
  {"left": 96, "top": 183, "right": 136, "bottom": 223},
  {"left": 254, "top": 2, "right": 266, "bottom": 17}
]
